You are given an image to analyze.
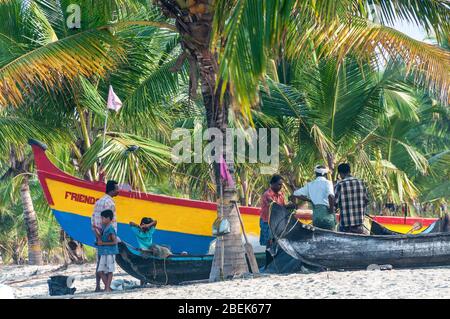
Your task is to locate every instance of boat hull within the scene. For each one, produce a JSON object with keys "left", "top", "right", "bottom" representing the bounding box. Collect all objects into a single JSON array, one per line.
[
  {"left": 115, "top": 243, "right": 266, "bottom": 285},
  {"left": 270, "top": 203, "right": 450, "bottom": 270}
]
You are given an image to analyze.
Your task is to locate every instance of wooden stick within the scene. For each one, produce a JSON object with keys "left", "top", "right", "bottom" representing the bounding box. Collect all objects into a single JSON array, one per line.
[{"left": 233, "top": 201, "right": 259, "bottom": 274}]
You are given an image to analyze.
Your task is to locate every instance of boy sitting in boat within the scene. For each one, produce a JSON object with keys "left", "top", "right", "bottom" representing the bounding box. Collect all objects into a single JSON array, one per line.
[
  {"left": 96, "top": 209, "right": 119, "bottom": 292},
  {"left": 129, "top": 217, "right": 157, "bottom": 251}
]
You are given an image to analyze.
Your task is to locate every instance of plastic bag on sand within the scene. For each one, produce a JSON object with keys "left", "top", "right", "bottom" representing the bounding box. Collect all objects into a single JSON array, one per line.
[
  {"left": 110, "top": 279, "right": 140, "bottom": 291},
  {"left": 367, "top": 264, "right": 393, "bottom": 271},
  {"left": 47, "top": 275, "right": 76, "bottom": 296},
  {"left": 0, "top": 284, "right": 15, "bottom": 299}
]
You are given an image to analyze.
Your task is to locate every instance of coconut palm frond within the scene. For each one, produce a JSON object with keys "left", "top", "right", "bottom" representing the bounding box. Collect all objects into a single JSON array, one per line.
[
  {"left": 0, "top": 116, "right": 63, "bottom": 152},
  {"left": 281, "top": 8, "right": 450, "bottom": 104},
  {"left": 121, "top": 57, "right": 189, "bottom": 124},
  {"left": 427, "top": 150, "right": 450, "bottom": 178},
  {"left": 259, "top": 80, "right": 309, "bottom": 119},
  {"left": 77, "top": 76, "right": 108, "bottom": 120},
  {"left": 309, "top": 124, "right": 335, "bottom": 163},
  {"left": 80, "top": 132, "right": 173, "bottom": 190},
  {"left": 0, "top": 28, "right": 125, "bottom": 107},
  {"left": 321, "top": 20, "right": 450, "bottom": 104},
  {"left": 394, "top": 140, "right": 430, "bottom": 174},
  {"left": 370, "top": 0, "right": 450, "bottom": 40},
  {"left": 0, "top": 0, "right": 58, "bottom": 64},
  {"left": 423, "top": 181, "right": 450, "bottom": 202},
  {"left": 216, "top": 0, "right": 266, "bottom": 118}
]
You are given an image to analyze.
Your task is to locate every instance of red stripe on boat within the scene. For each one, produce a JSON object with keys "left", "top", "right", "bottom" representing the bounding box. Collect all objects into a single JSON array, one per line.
[{"left": 31, "top": 144, "right": 261, "bottom": 216}]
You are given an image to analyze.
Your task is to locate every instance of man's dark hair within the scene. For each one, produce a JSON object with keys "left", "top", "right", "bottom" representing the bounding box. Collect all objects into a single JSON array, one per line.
[
  {"left": 141, "top": 217, "right": 154, "bottom": 225},
  {"left": 106, "top": 180, "right": 118, "bottom": 194},
  {"left": 337, "top": 163, "right": 351, "bottom": 175},
  {"left": 270, "top": 174, "right": 283, "bottom": 185},
  {"left": 101, "top": 209, "right": 114, "bottom": 220}
]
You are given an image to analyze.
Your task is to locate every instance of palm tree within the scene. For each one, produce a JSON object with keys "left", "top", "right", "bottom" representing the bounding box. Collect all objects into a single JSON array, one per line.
[
  {"left": 1, "top": 0, "right": 449, "bottom": 279},
  {"left": 147, "top": 0, "right": 450, "bottom": 281},
  {"left": 0, "top": 113, "right": 65, "bottom": 264},
  {"left": 258, "top": 54, "right": 450, "bottom": 214},
  {"left": 0, "top": 0, "right": 179, "bottom": 263}
]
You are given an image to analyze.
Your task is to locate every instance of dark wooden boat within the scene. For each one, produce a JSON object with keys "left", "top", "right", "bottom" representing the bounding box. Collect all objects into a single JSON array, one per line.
[
  {"left": 116, "top": 243, "right": 266, "bottom": 285},
  {"left": 269, "top": 203, "right": 450, "bottom": 270}
]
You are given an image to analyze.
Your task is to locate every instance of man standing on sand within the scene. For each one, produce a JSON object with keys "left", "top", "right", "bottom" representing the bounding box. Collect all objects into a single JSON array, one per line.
[
  {"left": 91, "top": 180, "right": 119, "bottom": 292},
  {"left": 334, "top": 163, "right": 370, "bottom": 234},
  {"left": 292, "top": 165, "right": 336, "bottom": 230}
]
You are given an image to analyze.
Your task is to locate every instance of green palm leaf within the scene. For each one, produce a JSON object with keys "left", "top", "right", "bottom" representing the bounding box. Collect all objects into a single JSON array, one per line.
[
  {"left": 80, "top": 132, "right": 172, "bottom": 191},
  {"left": 0, "top": 28, "right": 125, "bottom": 107}
]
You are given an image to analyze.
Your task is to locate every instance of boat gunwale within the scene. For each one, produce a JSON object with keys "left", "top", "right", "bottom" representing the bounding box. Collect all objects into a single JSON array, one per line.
[
  {"left": 293, "top": 223, "right": 450, "bottom": 241},
  {"left": 30, "top": 142, "right": 260, "bottom": 215}
]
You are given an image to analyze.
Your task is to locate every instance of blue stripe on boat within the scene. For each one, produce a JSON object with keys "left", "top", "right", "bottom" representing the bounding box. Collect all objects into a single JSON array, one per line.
[{"left": 52, "top": 209, "right": 214, "bottom": 254}]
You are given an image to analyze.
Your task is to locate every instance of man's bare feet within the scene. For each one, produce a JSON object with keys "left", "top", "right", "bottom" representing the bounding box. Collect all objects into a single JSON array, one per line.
[{"left": 105, "top": 288, "right": 112, "bottom": 292}]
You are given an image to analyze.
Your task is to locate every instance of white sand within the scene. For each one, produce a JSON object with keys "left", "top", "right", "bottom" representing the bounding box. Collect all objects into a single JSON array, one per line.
[{"left": 2, "top": 263, "right": 450, "bottom": 299}]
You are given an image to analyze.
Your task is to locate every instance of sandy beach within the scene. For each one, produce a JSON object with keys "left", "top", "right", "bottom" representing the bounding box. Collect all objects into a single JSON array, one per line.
[{"left": 2, "top": 263, "right": 450, "bottom": 299}]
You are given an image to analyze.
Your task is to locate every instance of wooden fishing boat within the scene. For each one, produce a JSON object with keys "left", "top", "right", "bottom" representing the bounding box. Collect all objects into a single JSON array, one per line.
[
  {"left": 370, "top": 218, "right": 443, "bottom": 235},
  {"left": 269, "top": 203, "right": 450, "bottom": 270},
  {"left": 30, "top": 139, "right": 263, "bottom": 254},
  {"left": 115, "top": 243, "right": 266, "bottom": 285},
  {"left": 29, "top": 139, "right": 437, "bottom": 255}
]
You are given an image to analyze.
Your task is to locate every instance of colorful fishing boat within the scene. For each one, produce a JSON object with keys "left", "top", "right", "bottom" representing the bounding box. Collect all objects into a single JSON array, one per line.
[
  {"left": 29, "top": 139, "right": 438, "bottom": 255},
  {"left": 30, "top": 139, "right": 262, "bottom": 254}
]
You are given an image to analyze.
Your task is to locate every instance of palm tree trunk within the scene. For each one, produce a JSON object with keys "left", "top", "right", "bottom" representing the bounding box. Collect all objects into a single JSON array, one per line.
[
  {"left": 209, "top": 165, "right": 249, "bottom": 281},
  {"left": 60, "top": 229, "right": 86, "bottom": 264},
  {"left": 156, "top": 0, "right": 249, "bottom": 281},
  {"left": 196, "top": 50, "right": 249, "bottom": 281},
  {"left": 20, "top": 175, "right": 43, "bottom": 265},
  {"left": 240, "top": 170, "right": 249, "bottom": 206}
]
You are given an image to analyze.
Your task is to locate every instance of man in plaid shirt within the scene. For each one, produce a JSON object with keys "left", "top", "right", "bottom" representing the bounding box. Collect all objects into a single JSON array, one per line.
[{"left": 334, "top": 163, "right": 369, "bottom": 234}]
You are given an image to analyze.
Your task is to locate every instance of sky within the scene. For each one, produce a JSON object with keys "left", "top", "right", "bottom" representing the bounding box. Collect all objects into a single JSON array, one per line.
[{"left": 392, "top": 19, "right": 431, "bottom": 43}]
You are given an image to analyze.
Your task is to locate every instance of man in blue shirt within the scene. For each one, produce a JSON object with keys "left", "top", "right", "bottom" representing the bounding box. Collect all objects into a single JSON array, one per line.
[{"left": 130, "top": 217, "right": 157, "bottom": 250}]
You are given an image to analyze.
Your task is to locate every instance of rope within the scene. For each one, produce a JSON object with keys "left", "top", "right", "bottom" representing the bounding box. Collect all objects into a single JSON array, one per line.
[
  {"left": 122, "top": 241, "right": 169, "bottom": 285},
  {"left": 47, "top": 152, "right": 73, "bottom": 172},
  {"left": 268, "top": 202, "right": 299, "bottom": 242},
  {"left": 163, "top": 257, "right": 168, "bottom": 285},
  {"left": 267, "top": 203, "right": 329, "bottom": 270}
]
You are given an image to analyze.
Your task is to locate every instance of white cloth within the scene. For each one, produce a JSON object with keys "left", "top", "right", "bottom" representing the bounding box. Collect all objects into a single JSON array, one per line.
[
  {"left": 91, "top": 194, "right": 117, "bottom": 232},
  {"left": 107, "top": 85, "right": 123, "bottom": 112},
  {"left": 314, "top": 165, "right": 329, "bottom": 175},
  {"left": 293, "top": 176, "right": 334, "bottom": 207},
  {"left": 97, "top": 255, "right": 116, "bottom": 273}
]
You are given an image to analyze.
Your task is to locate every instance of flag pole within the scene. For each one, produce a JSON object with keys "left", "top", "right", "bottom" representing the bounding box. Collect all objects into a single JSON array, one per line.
[
  {"left": 97, "top": 110, "right": 108, "bottom": 182},
  {"left": 102, "top": 110, "right": 109, "bottom": 151},
  {"left": 99, "top": 85, "right": 122, "bottom": 181}
]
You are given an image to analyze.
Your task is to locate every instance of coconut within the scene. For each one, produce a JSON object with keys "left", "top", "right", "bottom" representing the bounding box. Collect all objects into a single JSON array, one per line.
[{"left": 189, "top": 3, "right": 207, "bottom": 15}]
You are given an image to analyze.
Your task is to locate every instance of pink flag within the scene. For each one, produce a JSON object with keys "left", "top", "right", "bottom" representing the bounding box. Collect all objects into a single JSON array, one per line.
[
  {"left": 219, "top": 155, "right": 234, "bottom": 187},
  {"left": 107, "top": 85, "right": 122, "bottom": 112}
]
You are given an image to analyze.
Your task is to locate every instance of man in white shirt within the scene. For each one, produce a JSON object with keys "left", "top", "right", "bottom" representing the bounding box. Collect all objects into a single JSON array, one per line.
[
  {"left": 292, "top": 165, "right": 336, "bottom": 230},
  {"left": 92, "top": 180, "right": 119, "bottom": 292}
]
